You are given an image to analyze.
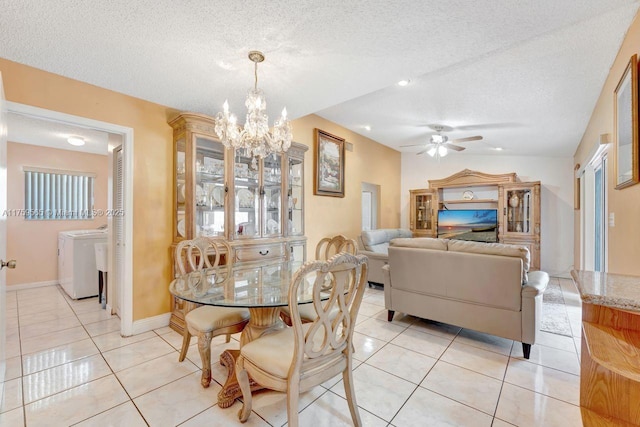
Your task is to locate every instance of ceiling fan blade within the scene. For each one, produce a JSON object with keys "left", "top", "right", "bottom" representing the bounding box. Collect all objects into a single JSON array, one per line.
[
  {"left": 400, "top": 143, "right": 429, "bottom": 148},
  {"left": 443, "top": 143, "right": 465, "bottom": 152},
  {"left": 417, "top": 144, "right": 436, "bottom": 155},
  {"left": 450, "top": 135, "right": 483, "bottom": 143}
]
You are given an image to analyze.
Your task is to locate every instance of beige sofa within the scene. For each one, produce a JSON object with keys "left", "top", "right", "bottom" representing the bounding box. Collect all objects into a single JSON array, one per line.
[
  {"left": 383, "top": 238, "right": 549, "bottom": 359},
  {"left": 358, "top": 229, "right": 413, "bottom": 286}
]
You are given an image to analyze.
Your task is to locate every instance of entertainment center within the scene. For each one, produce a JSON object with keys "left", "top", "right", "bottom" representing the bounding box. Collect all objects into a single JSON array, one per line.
[{"left": 409, "top": 169, "right": 541, "bottom": 270}]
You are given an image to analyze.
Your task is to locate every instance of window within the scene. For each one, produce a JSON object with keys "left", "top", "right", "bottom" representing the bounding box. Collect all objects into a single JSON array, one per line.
[{"left": 24, "top": 166, "right": 96, "bottom": 220}]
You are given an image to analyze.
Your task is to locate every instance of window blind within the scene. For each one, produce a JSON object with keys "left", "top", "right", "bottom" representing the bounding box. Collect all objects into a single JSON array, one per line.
[{"left": 23, "top": 167, "right": 95, "bottom": 220}]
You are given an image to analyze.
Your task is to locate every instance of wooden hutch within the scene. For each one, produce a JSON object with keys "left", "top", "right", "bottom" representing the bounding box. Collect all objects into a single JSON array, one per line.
[
  {"left": 409, "top": 169, "right": 541, "bottom": 270},
  {"left": 168, "top": 112, "right": 308, "bottom": 333}
]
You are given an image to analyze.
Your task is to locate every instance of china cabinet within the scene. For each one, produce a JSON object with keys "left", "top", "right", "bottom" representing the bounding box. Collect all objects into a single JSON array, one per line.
[
  {"left": 498, "top": 182, "right": 541, "bottom": 270},
  {"left": 409, "top": 189, "right": 436, "bottom": 236},
  {"left": 168, "top": 112, "right": 308, "bottom": 332},
  {"left": 410, "top": 169, "right": 541, "bottom": 270}
]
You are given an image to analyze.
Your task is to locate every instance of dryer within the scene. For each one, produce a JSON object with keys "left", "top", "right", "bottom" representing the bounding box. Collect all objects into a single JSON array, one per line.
[{"left": 58, "top": 230, "right": 108, "bottom": 299}]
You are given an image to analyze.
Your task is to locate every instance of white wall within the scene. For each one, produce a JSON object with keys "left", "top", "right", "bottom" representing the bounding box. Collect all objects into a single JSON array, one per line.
[{"left": 401, "top": 153, "right": 574, "bottom": 277}]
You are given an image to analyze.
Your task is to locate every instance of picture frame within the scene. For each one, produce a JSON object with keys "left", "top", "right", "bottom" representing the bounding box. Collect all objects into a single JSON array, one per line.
[
  {"left": 314, "top": 128, "right": 345, "bottom": 197},
  {"left": 614, "top": 54, "right": 639, "bottom": 189}
]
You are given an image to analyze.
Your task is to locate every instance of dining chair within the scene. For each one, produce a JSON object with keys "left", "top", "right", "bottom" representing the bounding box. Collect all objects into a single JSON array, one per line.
[
  {"left": 236, "top": 252, "right": 368, "bottom": 427},
  {"left": 175, "top": 237, "right": 250, "bottom": 388},
  {"left": 280, "top": 234, "right": 358, "bottom": 326}
]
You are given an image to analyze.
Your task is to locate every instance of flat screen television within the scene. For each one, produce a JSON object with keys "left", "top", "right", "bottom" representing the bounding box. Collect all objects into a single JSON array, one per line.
[{"left": 437, "top": 209, "right": 498, "bottom": 243}]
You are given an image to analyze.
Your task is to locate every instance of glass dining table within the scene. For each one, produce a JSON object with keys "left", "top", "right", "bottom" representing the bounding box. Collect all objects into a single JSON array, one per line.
[{"left": 169, "top": 258, "right": 324, "bottom": 408}]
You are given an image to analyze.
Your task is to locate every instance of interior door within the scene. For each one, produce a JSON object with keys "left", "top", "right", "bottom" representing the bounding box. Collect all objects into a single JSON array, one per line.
[{"left": 0, "top": 73, "right": 8, "bottom": 393}]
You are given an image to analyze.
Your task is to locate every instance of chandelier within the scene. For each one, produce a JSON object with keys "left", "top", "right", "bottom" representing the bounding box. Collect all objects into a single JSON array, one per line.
[{"left": 214, "top": 51, "right": 292, "bottom": 166}]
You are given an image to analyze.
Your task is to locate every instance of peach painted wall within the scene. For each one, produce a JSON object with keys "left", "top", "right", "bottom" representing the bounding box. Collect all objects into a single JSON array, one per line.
[
  {"left": 573, "top": 12, "right": 640, "bottom": 275},
  {"left": 0, "top": 57, "right": 175, "bottom": 321},
  {"left": 6, "top": 142, "right": 108, "bottom": 286},
  {"left": 290, "top": 115, "right": 402, "bottom": 253}
]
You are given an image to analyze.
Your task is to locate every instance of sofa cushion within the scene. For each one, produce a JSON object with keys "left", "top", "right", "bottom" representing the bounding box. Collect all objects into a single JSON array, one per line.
[
  {"left": 447, "top": 240, "right": 530, "bottom": 282},
  {"left": 361, "top": 229, "right": 413, "bottom": 253},
  {"left": 390, "top": 237, "right": 448, "bottom": 251}
]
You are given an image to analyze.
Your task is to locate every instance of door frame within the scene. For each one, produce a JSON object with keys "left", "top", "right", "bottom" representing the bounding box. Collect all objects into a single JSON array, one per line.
[{"left": 6, "top": 101, "right": 135, "bottom": 335}]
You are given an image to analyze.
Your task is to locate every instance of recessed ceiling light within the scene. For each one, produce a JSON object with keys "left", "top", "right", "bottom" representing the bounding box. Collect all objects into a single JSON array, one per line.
[
  {"left": 363, "top": 125, "right": 371, "bottom": 131},
  {"left": 397, "top": 79, "right": 410, "bottom": 87},
  {"left": 67, "top": 136, "right": 85, "bottom": 146},
  {"left": 495, "top": 147, "right": 503, "bottom": 151}
]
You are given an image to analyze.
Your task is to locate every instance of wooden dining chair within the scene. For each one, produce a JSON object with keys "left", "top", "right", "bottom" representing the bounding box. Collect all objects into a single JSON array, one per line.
[
  {"left": 280, "top": 234, "right": 358, "bottom": 326},
  {"left": 175, "top": 237, "right": 250, "bottom": 388},
  {"left": 236, "top": 252, "right": 368, "bottom": 427}
]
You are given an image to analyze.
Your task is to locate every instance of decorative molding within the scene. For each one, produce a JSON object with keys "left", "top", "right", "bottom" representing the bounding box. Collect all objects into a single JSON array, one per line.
[
  {"left": 130, "top": 312, "right": 171, "bottom": 336},
  {"left": 428, "top": 169, "right": 517, "bottom": 189},
  {"left": 7, "top": 280, "right": 58, "bottom": 291}
]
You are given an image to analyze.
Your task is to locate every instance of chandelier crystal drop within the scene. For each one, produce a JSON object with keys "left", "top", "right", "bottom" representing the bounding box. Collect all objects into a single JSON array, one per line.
[{"left": 214, "top": 51, "right": 292, "bottom": 167}]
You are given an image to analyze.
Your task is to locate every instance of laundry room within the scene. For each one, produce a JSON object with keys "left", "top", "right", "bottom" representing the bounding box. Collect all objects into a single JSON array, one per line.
[{"left": 5, "top": 112, "right": 110, "bottom": 301}]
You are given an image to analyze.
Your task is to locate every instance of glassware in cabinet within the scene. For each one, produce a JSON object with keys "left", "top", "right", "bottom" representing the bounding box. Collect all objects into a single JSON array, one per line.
[
  {"left": 194, "top": 136, "right": 226, "bottom": 237},
  {"left": 233, "top": 153, "right": 260, "bottom": 239},
  {"left": 263, "top": 154, "right": 283, "bottom": 237},
  {"left": 288, "top": 151, "right": 304, "bottom": 236},
  {"left": 409, "top": 189, "right": 435, "bottom": 236}
]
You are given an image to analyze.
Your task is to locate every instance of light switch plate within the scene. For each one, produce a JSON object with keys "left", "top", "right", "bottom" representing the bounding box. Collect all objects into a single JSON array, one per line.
[{"left": 609, "top": 212, "right": 615, "bottom": 227}]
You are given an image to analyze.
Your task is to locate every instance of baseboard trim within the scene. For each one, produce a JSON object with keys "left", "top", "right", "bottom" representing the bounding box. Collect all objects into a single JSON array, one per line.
[
  {"left": 7, "top": 280, "right": 58, "bottom": 291},
  {"left": 130, "top": 312, "right": 171, "bottom": 336}
]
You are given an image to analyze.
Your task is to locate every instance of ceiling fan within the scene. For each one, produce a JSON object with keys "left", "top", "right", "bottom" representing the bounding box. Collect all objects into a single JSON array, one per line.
[{"left": 402, "top": 124, "right": 483, "bottom": 157}]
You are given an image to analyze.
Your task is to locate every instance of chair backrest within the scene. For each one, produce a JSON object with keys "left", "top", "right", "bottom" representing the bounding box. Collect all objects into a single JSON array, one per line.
[
  {"left": 315, "top": 235, "right": 358, "bottom": 260},
  {"left": 287, "top": 253, "right": 368, "bottom": 378},
  {"left": 175, "top": 237, "right": 232, "bottom": 276}
]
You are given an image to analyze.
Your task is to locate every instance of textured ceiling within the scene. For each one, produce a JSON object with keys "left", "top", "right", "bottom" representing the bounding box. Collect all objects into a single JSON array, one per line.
[{"left": 1, "top": 0, "right": 638, "bottom": 157}]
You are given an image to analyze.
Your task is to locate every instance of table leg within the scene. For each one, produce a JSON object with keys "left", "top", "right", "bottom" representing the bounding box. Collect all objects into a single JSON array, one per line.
[{"left": 216, "top": 307, "right": 286, "bottom": 407}]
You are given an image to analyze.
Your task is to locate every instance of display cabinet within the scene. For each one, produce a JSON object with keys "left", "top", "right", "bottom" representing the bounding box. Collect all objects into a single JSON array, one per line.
[
  {"left": 409, "top": 189, "right": 436, "bottom": 236},
  {"left": 412, "top": 169, "right": 541, "bottom": 271},
  {"left": 169, "top": 112, "right": 308, "bottom": 333},
  {"left": 499, "top": 182, "right": 541, "bottom": 270}
]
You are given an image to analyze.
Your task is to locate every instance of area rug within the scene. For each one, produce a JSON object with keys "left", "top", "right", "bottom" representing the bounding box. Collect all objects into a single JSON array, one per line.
[{"left": 540, "top": 280, "right": 573, "bottom": 336}]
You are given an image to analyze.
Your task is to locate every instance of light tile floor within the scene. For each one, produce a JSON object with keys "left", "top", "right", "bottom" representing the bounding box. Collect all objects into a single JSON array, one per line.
[{"left": 1, "top": 277, "right": 583, "bottom": 426}]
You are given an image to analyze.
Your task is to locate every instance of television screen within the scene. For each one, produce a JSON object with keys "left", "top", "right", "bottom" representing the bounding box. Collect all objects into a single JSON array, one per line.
[{"left": 437, "top": 209, "right": 498, "bottom": 243}]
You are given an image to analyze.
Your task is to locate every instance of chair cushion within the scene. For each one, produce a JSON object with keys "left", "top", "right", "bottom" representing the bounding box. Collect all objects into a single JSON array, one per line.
[
  {"left": 390, "top": 237, "right": 448, "bottom": 251},
  {"left": 241, "top": 323, "right": 316, "bottom": 379},
  {"left": 185, "top": 306, "right": 250, "bottom": 332}
]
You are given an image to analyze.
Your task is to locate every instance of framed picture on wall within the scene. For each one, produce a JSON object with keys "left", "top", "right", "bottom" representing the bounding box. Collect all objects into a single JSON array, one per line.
[
  {"left": 314, "top": 128, "right": 345, "bottom": 197},
  {"left": 614, "top": 53, "right": 639, "bottom": 189}
]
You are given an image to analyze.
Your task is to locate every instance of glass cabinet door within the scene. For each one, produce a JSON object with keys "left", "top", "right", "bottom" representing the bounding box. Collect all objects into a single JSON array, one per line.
[
  {"left": 194, "top": 136, "right": 226, "bottom": 237},
  {"left": 263, "top": 154, "right": 283, "bottom": 237},
  {"left": 415, "top": 194, "right": 433, "bottom": 231},
  {"left": 505, "top": 187, "right": 533, "bottom": 235},
  {"left": 233, "top": 153, "right": 260, "bottom": 239},
  {"left": 175, "top": 137, "right": 186, "bottom": 239},
  {"left": 288, "top": 155, "right": 304, "bottom": 236}
]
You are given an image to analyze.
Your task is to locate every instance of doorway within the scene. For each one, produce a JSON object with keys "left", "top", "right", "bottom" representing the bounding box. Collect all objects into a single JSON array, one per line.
[
  {"left": 580, "top": 148, "right": 607, "bottom": 272},
  {"left": 5, "top": 102, "right": 134, "bottom": 335},
  {"left": 361, "top": 182, "right": 380, "bottom": 231}
]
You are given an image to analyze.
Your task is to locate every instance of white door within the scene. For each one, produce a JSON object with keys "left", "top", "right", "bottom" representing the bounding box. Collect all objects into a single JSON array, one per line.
[{"left": 0, "top": 73, "right": 11, "bottom": 394}]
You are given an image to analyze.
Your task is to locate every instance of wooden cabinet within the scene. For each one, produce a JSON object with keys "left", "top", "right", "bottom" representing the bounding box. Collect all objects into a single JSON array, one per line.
[
  {"left": 411, "top": 169, "right": 542, "bottom": 271},
  {"left": 499, "top": 182, "right": 541, "bottom": 270},
  {"left": 409, "top": 189, "right": 436, "bottom": 236},
  {"left": 168, "top": 112, "right": 308, "bottom": 332}
]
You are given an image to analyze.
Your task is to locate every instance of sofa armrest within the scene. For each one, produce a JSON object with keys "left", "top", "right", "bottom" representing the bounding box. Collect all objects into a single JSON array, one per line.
[
  {"left": 360, "top": 250, "right": 388, "bottom": 285},
  {"left": 382, "top": 264, "right": 392, "bottom": 308},
  {"left": 522, "top": 271, "right": 549, "bottom": 298},
  {"left": 359, "top": 250, "right": 388, "bottom": 262}
]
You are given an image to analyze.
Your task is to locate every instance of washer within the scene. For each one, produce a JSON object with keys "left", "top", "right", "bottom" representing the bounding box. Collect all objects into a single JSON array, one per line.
[{"left": 58, "top": 230, "right": 108, "bottom": 299}]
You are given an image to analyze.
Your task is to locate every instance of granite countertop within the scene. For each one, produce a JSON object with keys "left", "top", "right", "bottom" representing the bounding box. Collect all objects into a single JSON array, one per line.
[{"left": 571, "top": 270, "right": 640, "bottom": 313}]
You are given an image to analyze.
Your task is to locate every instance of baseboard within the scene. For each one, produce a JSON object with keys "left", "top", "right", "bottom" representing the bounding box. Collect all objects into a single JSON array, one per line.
[
  {"left": 6, "top": 280, "right": 58, "bottom": 291},
  {"left": 130, "top": 312, "right": 171, "bottom": 336}
]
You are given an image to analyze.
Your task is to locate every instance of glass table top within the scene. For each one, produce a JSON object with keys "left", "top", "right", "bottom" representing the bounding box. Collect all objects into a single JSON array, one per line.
[{"left": 169, "top": 260, "right": 328, "bottom": 308}]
